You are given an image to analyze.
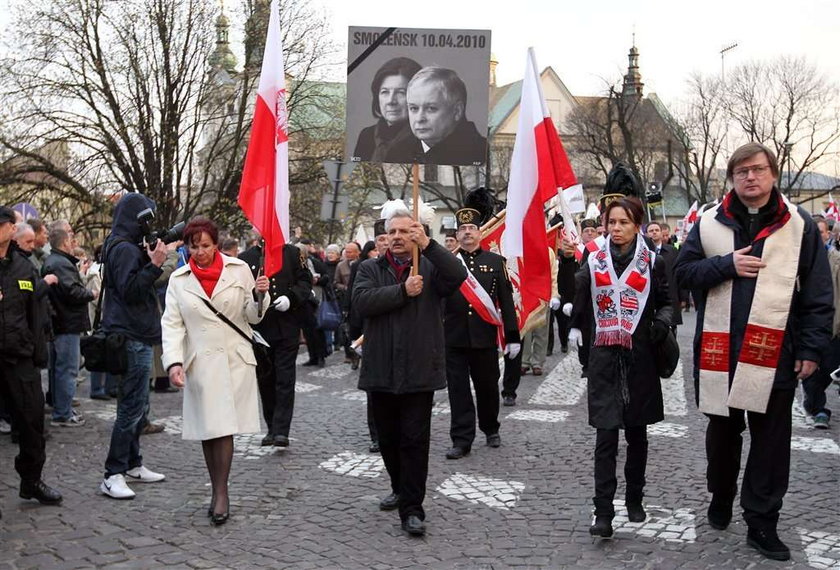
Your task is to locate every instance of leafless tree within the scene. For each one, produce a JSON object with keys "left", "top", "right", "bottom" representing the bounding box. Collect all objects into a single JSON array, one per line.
[
  {"left": 725, "top": 56, "right": 840, "bottom": 196},
  {"left": 672, "top": 72, "right": 729, "bottom": 204},
  {"left": 0, "top": 0, "right": 337, "bottom": 241},
  {"left": 565, "top": 81, "right": 680, "bottom": 188}
]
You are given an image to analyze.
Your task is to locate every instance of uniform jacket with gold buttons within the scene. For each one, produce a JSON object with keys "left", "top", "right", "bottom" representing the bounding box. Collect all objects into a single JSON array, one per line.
[{"left": 443, "top": 248, "right": 519, "bottom": 349}]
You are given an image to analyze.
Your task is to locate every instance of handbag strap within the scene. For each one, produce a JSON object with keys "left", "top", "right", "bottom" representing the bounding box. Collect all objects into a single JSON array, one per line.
[
  {"left": 91, "top": 262, "right": 106, "bottom": 330},
  {"left": 200, "top": 297, "right": 254, "bottom": 346}
]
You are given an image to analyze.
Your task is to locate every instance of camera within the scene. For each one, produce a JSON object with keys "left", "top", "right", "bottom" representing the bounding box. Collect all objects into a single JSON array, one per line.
[{"left": 136, "top": 208, "right": 185, "bottom": 246}]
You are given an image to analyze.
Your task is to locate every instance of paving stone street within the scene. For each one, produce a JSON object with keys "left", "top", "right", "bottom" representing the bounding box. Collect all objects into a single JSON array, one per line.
[{"left": 1, "top": 312, "right": 839, "bottom": 569}]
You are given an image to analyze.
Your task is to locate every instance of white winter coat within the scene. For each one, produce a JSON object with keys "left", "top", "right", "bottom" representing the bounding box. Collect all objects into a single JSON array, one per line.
[{"left": 161, "top": 255, "right": 270, "bottom": 440}]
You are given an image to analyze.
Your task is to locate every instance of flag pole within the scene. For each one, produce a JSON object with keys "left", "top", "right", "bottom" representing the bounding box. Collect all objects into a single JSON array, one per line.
[
  {"left": 412, "top": 163, "right": 420, "bottom": 275},
  {"left": 257, "top": 239, "right": 266, "bottom": 318}
]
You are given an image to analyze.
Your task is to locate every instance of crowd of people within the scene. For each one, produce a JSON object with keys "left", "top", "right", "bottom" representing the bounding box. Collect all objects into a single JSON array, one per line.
[{"left": 1, "top": 143, "right": 838, "bottom": 562}]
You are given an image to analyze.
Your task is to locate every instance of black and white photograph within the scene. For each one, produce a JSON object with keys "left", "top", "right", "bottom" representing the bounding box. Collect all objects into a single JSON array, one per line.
[{"left": 345, "top": 26, "right": 491, "bottom": 166}]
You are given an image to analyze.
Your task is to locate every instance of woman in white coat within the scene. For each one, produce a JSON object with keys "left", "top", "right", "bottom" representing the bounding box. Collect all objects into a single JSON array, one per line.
[{"left": 161, "top": 218, "right": 269, "bottom": 525}]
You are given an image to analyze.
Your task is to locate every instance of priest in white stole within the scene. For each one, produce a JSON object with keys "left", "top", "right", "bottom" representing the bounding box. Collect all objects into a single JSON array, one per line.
[{"left": 674, "top": 142, "right": 834, "bottom": 562}]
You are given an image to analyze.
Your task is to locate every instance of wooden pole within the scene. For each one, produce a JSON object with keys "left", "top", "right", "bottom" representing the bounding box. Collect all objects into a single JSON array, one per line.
[{"left": 412, "top": 163, "right": 420, "bottom": 275}]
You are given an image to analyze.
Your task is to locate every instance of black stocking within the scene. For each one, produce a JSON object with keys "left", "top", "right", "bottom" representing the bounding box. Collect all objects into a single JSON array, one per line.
[{"left": 201, "top": 435, "right": 234, "bottom": 514}]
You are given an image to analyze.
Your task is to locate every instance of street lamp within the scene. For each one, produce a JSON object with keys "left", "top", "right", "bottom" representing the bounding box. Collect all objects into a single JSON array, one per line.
[{"left": 782, "top": 141, "right": 794, "bottom": 198}]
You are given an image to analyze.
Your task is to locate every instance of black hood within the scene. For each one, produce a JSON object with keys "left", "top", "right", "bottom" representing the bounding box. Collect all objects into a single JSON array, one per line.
[{"left": 110, "top": 193, "right": 156, "bottom": 243}]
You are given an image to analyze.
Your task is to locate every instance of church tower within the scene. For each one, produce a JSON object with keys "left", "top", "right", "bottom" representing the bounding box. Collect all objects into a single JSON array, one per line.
[
  {"left": 622, "top": 35, "right": 644, "bottom": 98},
  {"left": 208, "top": 1, "right": 237, "bottom": 74}
]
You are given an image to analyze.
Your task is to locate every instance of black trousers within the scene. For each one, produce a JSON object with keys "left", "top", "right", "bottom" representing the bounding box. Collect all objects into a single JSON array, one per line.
[
  {"left": 446, "top": 347, "right": 501, "bottom": 448},
  {"left": 593, "top": 426, "right": 648, "bottom": 517},
  {"left": 365, "top": 392, "right": 378, "bottom": 443},
  {"left": 500, "top": 351, "right": 522, "bottom": 399},
  {"left": 256, "top": 335, "right": 299, "bottom": 437},
  {"left": 705, "top": 389, "right": 794, "bottom": 530},
  {"left": 547, "top": 308, "right": 570, "bottom": 354},
  {"left": 369, "top": 391, "right": 434, "bottom": 522},
  {"left": 0, "top": 357, "right": 46, "bottom": 483}
]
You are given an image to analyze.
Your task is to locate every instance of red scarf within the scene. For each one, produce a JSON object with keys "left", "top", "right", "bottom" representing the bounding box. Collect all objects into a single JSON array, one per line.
[
  {"left": 385, "top": 250, "right": 412, "bottom": 282},
  {"left": 189, "top": 251, "right": 223, "bottom": 298}
]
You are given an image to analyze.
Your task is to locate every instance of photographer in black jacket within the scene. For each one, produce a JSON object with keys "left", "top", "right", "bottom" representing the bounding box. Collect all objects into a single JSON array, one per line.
[
  {"left": 99, "top": 194, "right": 168, "bottom": 500},
  {"left": 0, "top": 206, "right": 62, "bottom": 516}
]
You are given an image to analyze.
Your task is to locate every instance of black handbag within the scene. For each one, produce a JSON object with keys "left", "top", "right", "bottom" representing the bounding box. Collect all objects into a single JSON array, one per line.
[
  {"left": 655, "top": 327, "right": 680, "bottom": 379},
  {"left": 200, "top": 298, "right": 269, "bottom": 361},
  {"left": 80, "top": 264, "right": 128, "bottom": 375}
]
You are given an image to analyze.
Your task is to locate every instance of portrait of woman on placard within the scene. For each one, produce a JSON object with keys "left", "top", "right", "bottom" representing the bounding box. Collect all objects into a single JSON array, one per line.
[{"left": 353, "top": 57, "right": 422, "bottom": 163}]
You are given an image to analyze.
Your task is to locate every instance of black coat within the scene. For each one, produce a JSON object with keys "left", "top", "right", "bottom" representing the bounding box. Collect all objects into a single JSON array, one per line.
[
  {"left": 674, "top": 190, "right": 834, "bottom": 393},
  {"left": 0, "top": 243, "right": 48, "bottom": 366},
  {"left": 352, "top": 120, "right": 416, "bottom": 163},
  {"left": 572, "top": 239, "right": 673, "bottom": 429},
  {"left": 354, "top": 240, "right": 466, "bottom": 394},
  {"left": 42, "top": 249, "right": 94, "bottom": 334},
  {"left": 655, "top": 243, "right": 683, "bottom": 325},
  {"left": 239, "top": 244, "right": 312, "bottom": 344},
  {"left": 443, "top": 248, "right": 519, "bottom": 348},
  {"left": 385, "top": 120, "right": 487, "bottom": 166}
]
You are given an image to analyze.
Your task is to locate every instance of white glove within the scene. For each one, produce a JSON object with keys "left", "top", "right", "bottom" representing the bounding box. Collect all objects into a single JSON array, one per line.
[
  {"left": 549, "top": 297, "right": 561, "bottom": 311},
  {"left": 562, "top": 302, "right": 573, "bottom": 317},
  {"left": 272, "top": 295, "right": 290, "bottom": 312},
  {"left": 568, "top": 328, "right": 583, "bottom": 347},
  {"left": 504, "top": 342, "right": 521, "bottom": 359}
]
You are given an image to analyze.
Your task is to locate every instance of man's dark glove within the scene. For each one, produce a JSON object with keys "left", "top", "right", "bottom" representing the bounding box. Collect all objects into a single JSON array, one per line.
[{"left": 650, "top": 319, "right": 670, "bottom": 344}]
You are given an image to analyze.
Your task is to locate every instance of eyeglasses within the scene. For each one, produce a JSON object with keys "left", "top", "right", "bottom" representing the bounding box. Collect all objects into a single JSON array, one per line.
[{"left": 733, "top": 165, "right": 771, "bottom": 180}]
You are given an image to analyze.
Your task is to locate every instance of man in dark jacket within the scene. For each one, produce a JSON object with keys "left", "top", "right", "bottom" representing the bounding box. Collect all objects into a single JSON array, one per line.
[
  {"left": 240, "top": 241, "right": 312, "bottom": 447},
  {"left": 386, "top": 67, "right": 487, "bottom": 166},
  {"left": 100, "top": 193, "right": 168, "bottom": 500},
  {"left": 443, "top": 207, "right": 519, "bottom": 459},
  {"left": 42, "top": 226, "right": 95, "bottom": 426},
  {"left": 674, "top": 142, "right": 833, "bottom": 562},
  {"left": 646, "top": 220, "right": 682, "bottom": 327},
  {"left": 353, "top": 211, "right": 466, "bottom": 537},
  {"left": 0, "top": 206, "right": 63, "bottom": 515}
]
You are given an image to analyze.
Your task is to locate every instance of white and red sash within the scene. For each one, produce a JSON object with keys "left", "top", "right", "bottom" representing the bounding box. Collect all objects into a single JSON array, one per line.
[
  {"left": 456, "top": 253, "right": 505, "bottom": 349},
  {"left": 697, "top": 195, "right": 803, "bottom": 416},
  {"left": 587, "top": 235, "right": 653, "bottom": 349}
]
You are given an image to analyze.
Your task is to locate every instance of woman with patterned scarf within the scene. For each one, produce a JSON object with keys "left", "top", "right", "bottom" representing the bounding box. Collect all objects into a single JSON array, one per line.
[{"left": 569, "top": 196, "right": 673, "bottom": 538}]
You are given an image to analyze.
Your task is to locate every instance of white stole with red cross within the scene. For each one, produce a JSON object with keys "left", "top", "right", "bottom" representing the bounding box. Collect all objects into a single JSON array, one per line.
[
  {"left": 588, "top": 235, "right": 653, "bottom": 349},
  {"left": 697, "top": 198, "right": 804, "bottom": 416}
]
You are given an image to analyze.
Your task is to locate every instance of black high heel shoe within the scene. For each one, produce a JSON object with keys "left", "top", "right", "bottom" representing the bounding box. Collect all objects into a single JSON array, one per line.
[{"left": 210, "top": 498, "right": 229, "bottom": 526}]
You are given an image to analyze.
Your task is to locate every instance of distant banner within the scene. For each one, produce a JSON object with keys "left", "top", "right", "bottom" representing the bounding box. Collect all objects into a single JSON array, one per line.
[{"left": 345, "top": 26, "right": 491, "bottom": 167}]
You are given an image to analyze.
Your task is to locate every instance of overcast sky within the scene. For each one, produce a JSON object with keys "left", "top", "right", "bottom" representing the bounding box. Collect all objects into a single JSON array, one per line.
[{"left": 316, "top": 0, "right": 839, "bottom": 107}]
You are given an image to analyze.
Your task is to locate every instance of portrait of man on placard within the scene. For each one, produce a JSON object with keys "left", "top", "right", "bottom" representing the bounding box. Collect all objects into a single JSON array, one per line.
[{"left": 345, "top": 26, "right": 491, "bottom": 167}]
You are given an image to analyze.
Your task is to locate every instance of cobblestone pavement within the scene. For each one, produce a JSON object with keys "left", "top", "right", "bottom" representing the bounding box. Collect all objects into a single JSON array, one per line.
[{"left": 1, "top": 312, "right": 839, "bottom": 569}]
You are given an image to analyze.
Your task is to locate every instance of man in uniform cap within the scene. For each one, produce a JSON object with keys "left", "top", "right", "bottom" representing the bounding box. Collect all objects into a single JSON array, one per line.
[{"left": 443, "top": 196, "right": 520, "bottom": 459}]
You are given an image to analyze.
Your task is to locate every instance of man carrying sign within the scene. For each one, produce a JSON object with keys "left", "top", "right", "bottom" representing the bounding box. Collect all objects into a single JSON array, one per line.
[{"left": 443, "top": 200, "right": 520, "bottom": 460}]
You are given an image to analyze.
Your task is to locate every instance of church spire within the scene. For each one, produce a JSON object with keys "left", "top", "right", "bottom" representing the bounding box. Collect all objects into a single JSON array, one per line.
[
  {"left": 622, "top": 33, "right": 644, "bottom": 98},
  {"left": 209, "top": 0, "right": 237, "bottom": 74}
]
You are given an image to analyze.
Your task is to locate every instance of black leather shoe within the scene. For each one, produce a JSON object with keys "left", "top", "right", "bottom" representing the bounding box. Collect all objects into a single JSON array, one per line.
[
  {"left": 316, "top": 358, "right": 326, "bottom": 368},
  {"left": 445, "top": 446, "right": 470, "bottom": 460},
  {"left": 273, "top": 435, "right": 289, "bottom": 447},
  {"left": 369, "top": 441, "right": 380, "bottom": 453},
  {"left": 626, "top": 502, "right": 646, "bottom": 522},
  {"left": 261, "top": 433, "right": 275, "bottom": 446},
  {"left": 707, "top": 496, "right": 733, "bottom": 530},
  {"left": 747, "top": 527, "right": 790, "bottom": 561},
  {"left": 486, "top": 434, "right": 501, "bottom": 448},
  {"left": 302, "top": 360, "right": 318, "bottom": 367},
  {"left": 19, "top": 480, "right": 62, "bottom": 505},
  {"left": 589, "top": 516, "right": 614, "bottom": 538},
  {"left": 379, "top": 492, "right": 399, "bottom": 511},
  {"left": 401, "top": 515, "right": 425, "bottom": 536},
  {"left": 502, "top": 396, "right": 516, "bottom": 407}
]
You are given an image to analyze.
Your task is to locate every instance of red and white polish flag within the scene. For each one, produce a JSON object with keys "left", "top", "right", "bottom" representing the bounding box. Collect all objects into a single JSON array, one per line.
[
  {"left": 238, "top": 0, "right": 289, "bottom": 277},
  {"left": 502, "top": 47, "right": 577, "bottom": 313},
  {"left": 824, "top": 192, "right": 838, "bottom": 222}
]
